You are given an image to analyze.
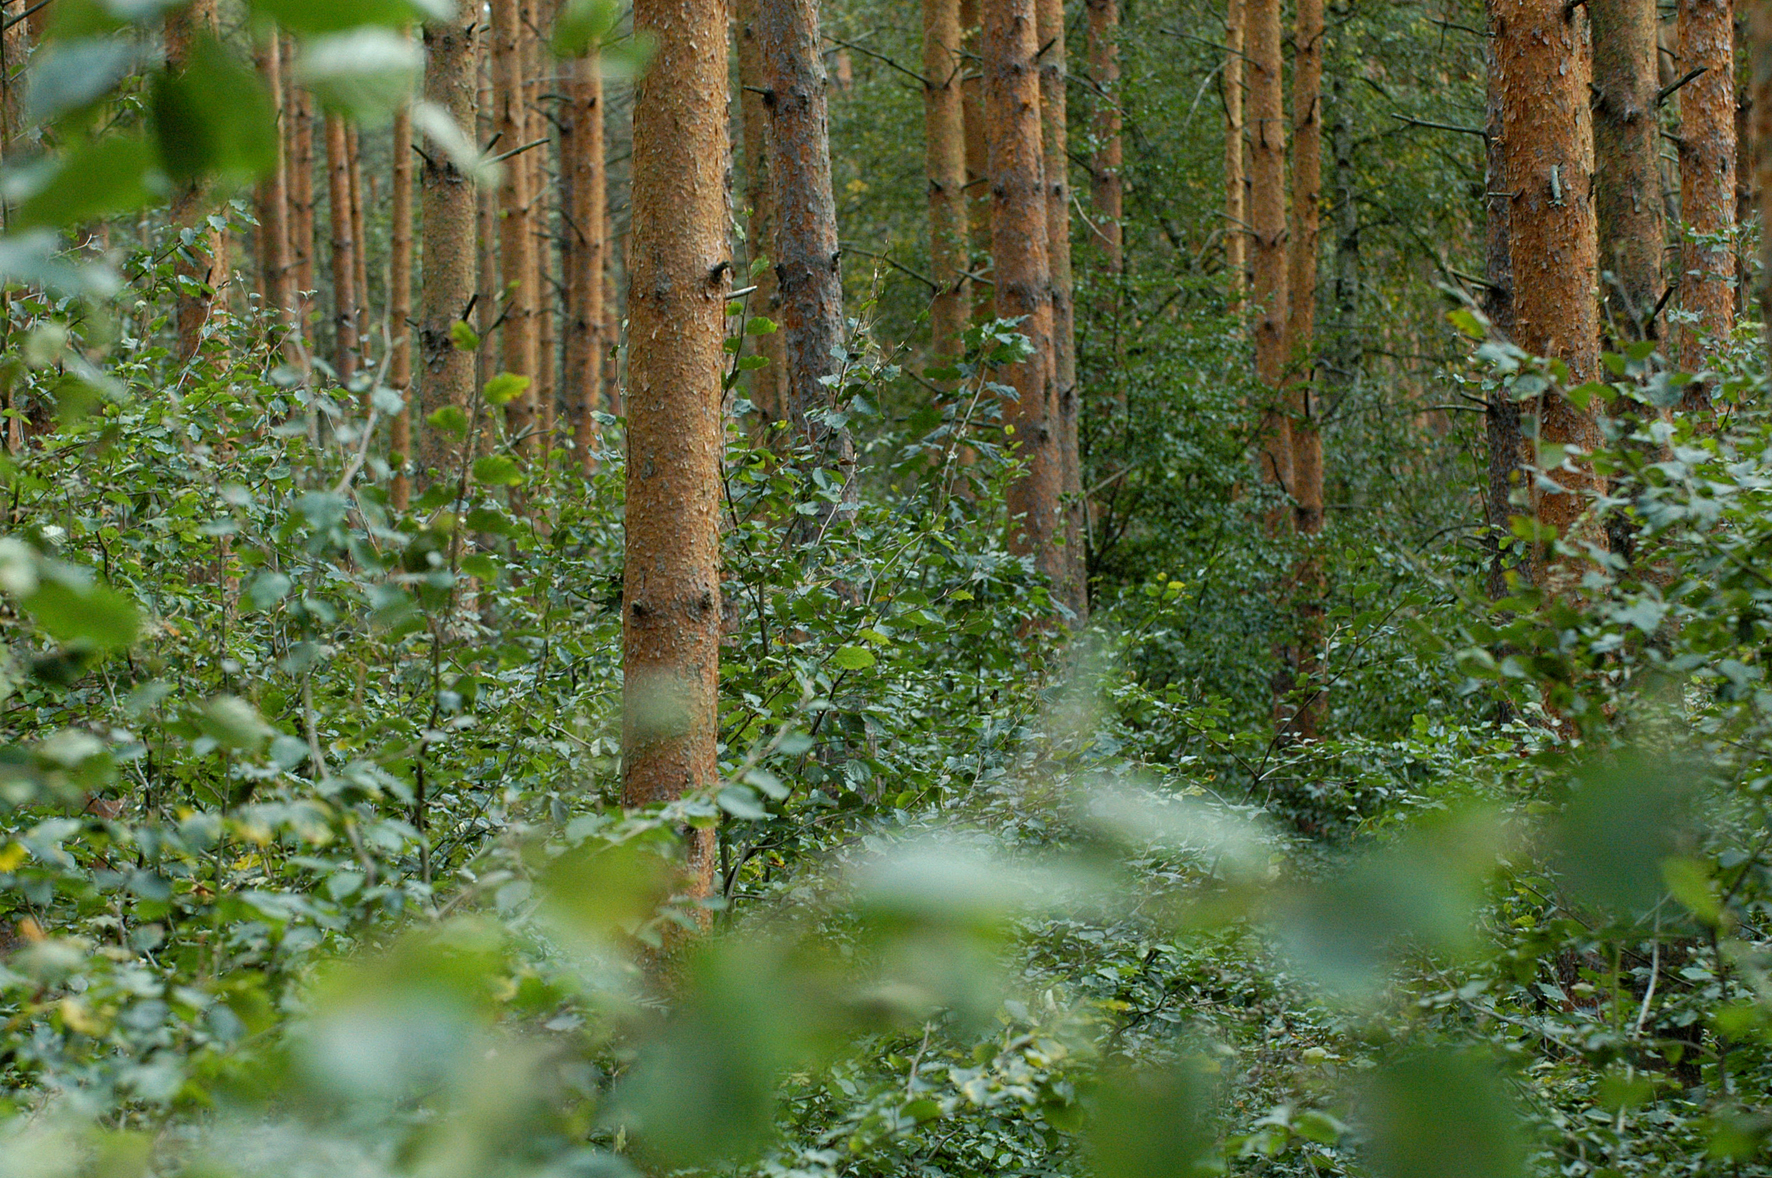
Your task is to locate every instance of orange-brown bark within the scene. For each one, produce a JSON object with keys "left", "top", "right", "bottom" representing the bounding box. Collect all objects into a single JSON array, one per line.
[
  {"left": 347, "top": 124, "right": 370, "bottom": 369},
  {"left": 390, "top": 101, "right": 415, "bottom": 509},
  {"left": 1039, "top": 0, "right": 1086, "bottom": 618},
  {"left": 1248, "top": 0, "right": 1290, "bottom": 507},
  {"left": 924, "top": 0, "right": 970, "bottom": 370},
  {"left": 419, "top": 5, "right": 481, "bottom": 484},
  {"left": 758, "top": 0, "right": 851, "bottom": 468},
  {"left": 525, "top": 9, "right": 557, "bottom": 451},
  {"left": 985, "top": 0, "right": 1065, "bottom": 587},
  {"left": 1751, "top": 0, "right": 1772, "bottom": 353},
  {"left": 961, "top": 0, "right": 994, "bottom": 322},
  {"left": 1288, "top": 0, "right": 1323, "bottom": 539},
  {"left": 623, "top": 0, "right": 728, "bottom": 899},
  {"left": 255, "top": 37, "right": 293, "bottom": 339},
  {"left": 1495, "top": 0, "right": 1606, "bottom": 592},
  {"left": 563, "top": 50, "right": 607, "bottom": 470},
  {"left": 325, "top": 112, "right": 359, "bottom": 382},
  {"left": 288, "top": 41, "right": 316, "bottom": 326},
  {"left": 1677, "top": 0, "right": 1736, "bottom": 406},
  {"left": 1085, "top": 0, "right": 1122, "bottom": 272},
  {"left": 1224, "top": 0, "right": 1247, "bottom": 302},
  {"left": 1592, "top": 0, "right": 1664, "bottom": 341},
  {"left": 737, "top": 0, "right": 787, "bottom": 429},
  {"left": 493, "top": 0, "right": 539, "bottom": 451}
]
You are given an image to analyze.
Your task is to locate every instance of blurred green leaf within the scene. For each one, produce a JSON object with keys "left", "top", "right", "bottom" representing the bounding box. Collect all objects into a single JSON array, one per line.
[
  {"left": 151, "top": 34, "right": 279, "bottom": 187},
  {"left": 1360, "top": 1049, "right": 1525, "bottom": 1178},
  {"left": 294, "top": 28, "right": 421, "bottom": 119},
  {"left": 12, "top": 134, "right": 166, "bottom": 230}
]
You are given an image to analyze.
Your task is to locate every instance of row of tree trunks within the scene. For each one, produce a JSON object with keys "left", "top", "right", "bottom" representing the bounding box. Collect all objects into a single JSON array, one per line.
[{"left": 493, "top": 0, "right": 539, "bottom": 452}]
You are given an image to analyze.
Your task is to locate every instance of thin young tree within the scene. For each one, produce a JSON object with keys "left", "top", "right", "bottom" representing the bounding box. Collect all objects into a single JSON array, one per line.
[
  {"left": 324, "top": 112, "right": 359, "bottom": 381},
  {"left": 1592, "top": 0, "right": 1664, "bottom": 341},
  {"left": 1085, "top": 0, "right": 1122, "bottom": 272},
  {"left": 288, "top": 38, "right": 316, "bottom": 327},
  {"left": 1224, "top": 0, "right": 1247, "bottom": 303},
  {"left": 419, "top": 4, "right": 481, "bottom": 483},
  {"left": 924, "top": 0, "right": 970, "bottom": 371},
  {"left": 524, "top": 10, "right": 557, "bottom": 450},
  {"left": 1483, "top": 3, "right": 1522, "bottom": 600},
  {"left": 1677, "top": 0, "right": 1736, "bottom": 407},
  {"left": 622, "top": 0, "right": 729, "bottom": 900},
  {"left": 984, "top": 0, "right": 1066, "bottom": 590},
  {"left": 1248, "top": 0, "right": 1290, "bottom": 509},
  {"left": 167, "top": 0, "right": 229, "bottom": 360},
  {"left": 562, "top": 48, "right": 607, "bottom": 470},
  {"left": 737, "top": 0, "right": 787, "bottom": 429},
  {"left": 1495, "top": 0, "right": 1606, "bottom": 593},
  {"left": 493, "top": 0, "right": 540, "bottom": 451},
  {"left": 347, "top": 125, "right": 370, "bottom": 368},
  {"left": 255, "top": 36, "right": 293, "bottom": 340},
  {"left": 1286, "top": 0, "right": 1324, "bottom": 736},
  {"left": 1038, "top": 0, "right": 1086, "bottom": 619},
  {"left": 757, "top": 0, "right": 851, "bottom": 469},
  {"left": 961, "top": 0, "right": 994, "bottom": 322},
  {"left": 390, "top": 100, "right": 416, "bottom": 509}
]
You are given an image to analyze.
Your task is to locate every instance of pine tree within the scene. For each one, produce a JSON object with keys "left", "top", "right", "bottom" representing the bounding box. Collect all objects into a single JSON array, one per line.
[
  {"left": 1248, "top": 0, "right": 1290, "bottom": 511},
  {"left": 984, "top": 0, "right": 1065, "bottom": 589},
  {"left": 1592, "top": 0, "right": 1664, "bottom": 341},
  {"left": 255, "top": 36, "right": 293, "bottom": 344},
  {"left": 324, "top": 112, "right": 359, "bottom": 381},
  {"left": 737, "top": 0, "right": 787, "bottom": 431},
  {"left": 1085, "top": 0, "right": 1122, "bottom": 272},
  {"left": 390, "top": 100, "right": 415, "bottom": 509},
  {"left": 1223, "top": 0, "right": 1247, "bottom": 304},
  {"left": 167, "top": 0, "right": 229, "bottom": 361},
  {"left": 493, "top": 0, "right": 540, "bottom": 451},
  {"left": 562, "top": 48, "right": 608, "bottom": 470},
  {"left": 1287, "top": 0, "right": 1325, "bottom": 737},
  {"left": 622, "top": 0, "right": 729, "bottom": 900},
  {"left": 419, "top": 4, "right": 481, "bottom": 483},
  {"left": 1494, "top": 0, "right": 1606, "bottom": 593},
  {"left": 961, "top": 0, "right": 994, "bottom": 322},
  {"left": 1677, "top": 0, "right": 1736, "bottom": 408},
  {"left": 923, "top": 0, "right": 970, "bottom": 371}
]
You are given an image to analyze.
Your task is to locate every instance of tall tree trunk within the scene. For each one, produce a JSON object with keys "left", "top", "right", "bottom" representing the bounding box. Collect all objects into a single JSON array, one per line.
[
  {"left": 1483, "top": 3, "right": 1521, "bottom": 600},
  {"left": 1039, "top": 0, "right": 1086, "bottom": 619},
  {"left": 1085, "top": 0, "right": 1122, "bottom": 271},
  {"left": 1224, "top": 0, "right": 1247, "bottom": 304},
  {"left": 623, "top": 0, "right": 728, "bottom": 901},
  {"left": 168, "top": 0, "right": 228, "bottom": 361},
  {"left": 757, "top": 0, "right": 852, "bottom": 471},
  {"left": 1593, "top": 0, "right": 1665, "bottom": 341},
  {"left": 737, "top": 0, "right": 787, "bottom": 431},
  {"left": 288, "top": 40, "right": 316, "bottom": 330},
  {"left": 419, "top": 5, "right": 481, "bottom": 485},
  {"left": 477, "top": 42, "right": 498, "bottom": 394},
  {"left": 390, "top": 102, "right": 416, "bottom": 509},
  {"left": 1248, "top": 0, "right": 1290, "bottom": 508},
  {"left": 347, "top": 124, "right": 370, "bottom": 369},
  {"left": 325, "top": 112, "right": 359, "bottom": 382},
  {"left": 1495, "top": 0, "right": 1606, "bottom": 595},
  {"left": 1678, "top": 0, "right": 1736, "bottom": 409},
  {"left": 961, "top": 0, "right": 994, "bottom": 322},
  {"left": 924, "top": 0, "right": 970, "bottom": 371},
  {"left": 0, "top": 0, "right": 27, "bottom": 163},
  {"left": 1287, "top": 0, "right": 1324, "bottom": 737},
  {"left": 493, "top": 0, "right": 540, "bottom": 452},
  {"left": 256, "top": 37, "right": 293, "bottom": 339},
  {"left": 563, "top": 50, "right": 607, "bottom": 471},
  {"left": 1750, "top": 0, "right": 1772, "bottom": 358},
  {"left": 525, "top": 10, "right": 557, "bottom": 452},
  {"left": 984, "top": 0, "right": 1064, "bottom": 587}
]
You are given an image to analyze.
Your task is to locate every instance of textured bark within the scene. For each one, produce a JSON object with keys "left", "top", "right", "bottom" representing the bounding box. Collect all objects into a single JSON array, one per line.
[
  {"left": 0, "top": 1, "right": 27, "bottom": 160},
  {"left": 961, "top": 0, "right": 994, "bottom": 322},
  {"left": 1286, "top": 0, "right": 1324, "bottom": 739},
  {"left": 563, "top": 50, "right": 607, "bottom": 470},
  {"left": 1224, "top": 0, "right": 1247, "bottom": 302},
  {"left": 1677, "top": 0, "right": 1736, "bottom": 407},
  {"left": 737, "top": 0, "right": 787, "bottom": 428},
  {"left": 1085, "top": 0, "right": 1122, "bottom": 271},
  {"left": 347, "top": 124, "right": 370, "bottom": 369},
  {"left": 390, "top": 102, "right": 415, "bottom": 509},
  {"left": 419, "top": 7, "right": 480, "bottom": 485},
  {"left": 1287, "top": 0, "right": 1323, "bottom": 539},
  {"left": 255, "top": 38, "right": 293, "bottom": 335},
  {"left": 324, "top": 113, "right": 358, "bottom": 381},
  {"left": 493, "top": 0, "right": 540, "bottom": 451},
  {"left": 758, "top": 0, "right": 852, "bottom": 468},
  {"left": 1248, "top": 0, "right": 1290, "bottom": 507},
  {"left": 924, "top": 0, "right": 970, "bottom": 369},
  {"left": 525, "top": 10, "right": 557, "bottom": 451},
  {"left": 1039, "top": 0, "right": 1086, "bottom": 618},
  {"left": 1593, "top": 0, "right": 1664, "bottom": 341},
  {"left": 985, "top": 0, "right": 1064, "bottom": 586},
  {"left": 168, "top": 0, "right": 228, "bottom": 361},
  {"left": 1483, "top": 9, "right": 1523, "bottom": 600},
  {"left": 288, "top": 42, "right": 316, "bottom": 323},
  {"left": 623, "top": 0, "right": 727, "bottom": 899},
  {"left": 1751, "top": 0, "right": 1772, "bottom": 358},
  {"left": 1495, "top": 0, "right": 1606, "bottom": 594},
  {"left": 477, "top": 44, "right": 498, "bottom": 393}
]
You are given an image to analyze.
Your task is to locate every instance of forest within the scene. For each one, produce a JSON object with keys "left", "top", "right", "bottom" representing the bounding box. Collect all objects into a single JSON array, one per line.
[{"left": 2, "top": 0, "right": 1772, "bottom": 1174}]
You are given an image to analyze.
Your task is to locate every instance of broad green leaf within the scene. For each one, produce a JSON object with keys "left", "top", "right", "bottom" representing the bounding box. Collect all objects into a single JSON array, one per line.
[
  {"left": 412, "top": 101, "right": 501, "bottom": 187},
  {"left": 449, "top": 318, "right": 481, "bottom": 352},
  {"left": 25, "top": 37, "right": 138, "bottom": 125},
  {"left": 426, "top": 404, "right": 469, "bottom": 435},
  {"left": 13, "top": 134, "right": 165, "bottom": 230},
  {"left": 471, "top": 454, "right": 523, "bottom": 486},
  {"left": 294, "top": 28, "right": 421, "bottom": 120},
  {"left": 483, "top": 372, "right": 530, "bottom": 406},
  {"left": 832, "top": 645, "right": 876, "bottom": 671},
  {"left": 246, "top": 0, "right": 445, "bottom": 34},
  {"left": 22, "top": 564, "right": 139, "bottom": 650},
  {"left": 549, "top": 0, "right": 621, "bottom": 57},
  {"left": 0, "top": 230, "right": 123, "bottom": 299},
  {"left": 152, "top": 34, "right": 279, "bottom": 186},
  {"left": 1360, "top": 1050, "right": 1525, "bottom": 1178}
]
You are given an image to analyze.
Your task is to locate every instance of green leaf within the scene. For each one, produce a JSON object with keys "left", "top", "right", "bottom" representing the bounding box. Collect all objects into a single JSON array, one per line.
[
  {"left": 483, "top": 372, "right": 531, "bottom": 406},
  {"left": 449, "top": 319, "right": 481, "bottom": 352},
  {"left": 472, "top": 454, "right": 523, "bottom": 486},
  {"left": 717, "top": 785, "right": 769, "bottom": 820},
  {"left": 1446, "top": 307, "right": 1485, "bottom": 339},
  {"left": 13, "top": 134, "right": 165, "bottom": 230},
  {"left": 247, "top": 571, "right": 293, "bottom": 611},
  {"left": 460, "top": 553, "right": 499, "bottom": 581},
  {"left": 426, "top": 404, "right": 469, "bottom": 435},
  {"left": 0, "top": 230, "right": 122, "bottom": 300},
  {"left": 25, "top": 37, "right": 138, "bottom": 125},
  {"left": 22, "top": 564, "right": 139, "bottom": 650},
  {"left": 744, "top": 316, "right": 778, "bottom": 336},
  {"left": 832, "top": 645, "right": 876, "bottom": 671},
  {"left": 1662, "top": 856, "right": 1721, "bottom": 926},
  {"left": 549, "top": 0, "right": 621, "bottom": 57},
  {"left": 246, "top": 0, "right": 445, "bottom": 34},
  {"left": 294, "top": 28, "right": 421, "bottom": 120},
  {"left": 738, "top": 354, "right": 770, "bottom": 371},
  {"left": 197, "top": 696, "right": 271, "bottom": 751},
  {"left": 152, "top": 34, "right": 279, "bottom": 187}
]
